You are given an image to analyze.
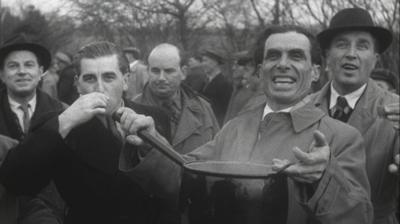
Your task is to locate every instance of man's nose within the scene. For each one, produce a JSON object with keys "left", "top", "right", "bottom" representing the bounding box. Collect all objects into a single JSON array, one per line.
[
  {"left": 159, "top": 71, "right": 167, "bottom": 81},
  {"left": 345, "top": 44, "right": 357, "bottom": 59},
  {"left": 17, "top": 66, "right": 28, "bottom": 74},
  {"left": 277, "top": 55, "right": 290, "bottom": 70},
  {"left": 95, "top": 80, "right": 105, "bottom": 92}
]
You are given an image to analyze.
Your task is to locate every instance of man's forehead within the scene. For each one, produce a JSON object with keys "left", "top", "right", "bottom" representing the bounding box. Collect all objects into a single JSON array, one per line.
[
  {"left": 80, "top": 55, "right": 120, "bottom": 73},
  {"left": 264, "top": 31, "right": 310, "bottom": 51},
  {"left": 148, "top": 48, "right": 180, "bottom": 67},
  {"left": 332, "top": 30, "right": 375, "bottom": 42},
  {"left": 5, "top": 50, "right": 38, "bottom": 61}
]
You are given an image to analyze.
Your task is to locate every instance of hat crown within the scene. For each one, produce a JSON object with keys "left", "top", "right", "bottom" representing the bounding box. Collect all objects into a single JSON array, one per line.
[{"left": 329, "top": 8, "right": 375, "bottom": 29}]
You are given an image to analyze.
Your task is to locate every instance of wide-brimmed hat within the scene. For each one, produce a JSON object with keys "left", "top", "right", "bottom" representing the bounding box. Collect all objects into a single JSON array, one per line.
[
  {"left": 317, "top": 8, "right": 392, "bottom": 53},
  {"left": 0, "top": 34, "right": 51, "bottom": 71},
  {"left": 202, "top": 49, "right": 225, "bottom": 65}
]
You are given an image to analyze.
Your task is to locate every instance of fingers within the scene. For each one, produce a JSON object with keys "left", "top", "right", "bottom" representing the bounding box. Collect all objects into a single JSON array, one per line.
[
  {"left": 117, "top": 107, "right": 156, "bottom": 136},
  {"left": 313, "top": 130, "right": 328, "bottom": 147},
  {"left": 126, "top": 135, "right": 144, "bottom": 145},
  {"left": 384, "top": 103, "right": 400, "bottom": 115}
]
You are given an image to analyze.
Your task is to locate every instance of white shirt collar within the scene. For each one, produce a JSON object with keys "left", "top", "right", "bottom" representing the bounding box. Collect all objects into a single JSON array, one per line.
[
  {"left": 329, "top": 83, "right": 366, "bottom": 109},
  {"left": 8, "top": 94, "right": 37, "bottom": 116},
  {"left": 262, "top": 103, "right": 292, "bottom": 120},
  {"left": 8, "top": 93, "right": 37, "bottom": 130}
]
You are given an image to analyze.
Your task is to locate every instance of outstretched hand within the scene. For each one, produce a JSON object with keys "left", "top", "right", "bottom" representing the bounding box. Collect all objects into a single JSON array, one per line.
[{"left": 272, "top": 130, "right": 330, "bottom": 183}]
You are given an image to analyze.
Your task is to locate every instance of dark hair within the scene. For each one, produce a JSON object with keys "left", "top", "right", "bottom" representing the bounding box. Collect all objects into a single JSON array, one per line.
[
  {"left": 73, "top": 41, "right": 129, "bottom": 76},
  {"left": 253, "top": 25, "right": 321, "bottom": 66}
]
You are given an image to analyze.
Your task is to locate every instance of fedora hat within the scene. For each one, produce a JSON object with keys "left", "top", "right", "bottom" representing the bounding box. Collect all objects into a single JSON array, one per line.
[
  {"left": 317, "top": 8, "right": 392, "bottom": 53},
  {"left": 0, "top": 34, "right": 51, "bottom": 71},
  {"left": 202, "top": 48, "right": 225, "bottom": 65}
]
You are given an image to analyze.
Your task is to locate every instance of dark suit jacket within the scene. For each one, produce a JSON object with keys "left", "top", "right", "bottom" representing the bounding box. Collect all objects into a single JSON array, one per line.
[
  {"left": 0, "top": 89, "right": 66, "bottom": 224},
  {"left": 200, "top": 73, "right": 232, "bottom": 126},
  {"left": 0, "top": 89, "right": 65, "bottom": 141},
  {"left": 0, "top": 100, "right": 171, "bottom": 224}
]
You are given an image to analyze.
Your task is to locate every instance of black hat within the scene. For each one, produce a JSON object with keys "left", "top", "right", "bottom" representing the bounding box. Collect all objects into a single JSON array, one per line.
[
  {"left": 0, "top": 34, "right": 51, "bottom": 71},
  {"left": 202, "top": 49, "right": 225, "bottom": 65},
  {"left": 233, "top": 51, "right": 253, "bottom": 66},
  {"left": 317, "top": 8, "right": 392, "bottom": 53}
]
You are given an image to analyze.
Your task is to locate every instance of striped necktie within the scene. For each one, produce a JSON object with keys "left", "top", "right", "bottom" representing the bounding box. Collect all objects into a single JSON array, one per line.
[{"left": 19, "top": 103, "right": 31, "bottom": 133}]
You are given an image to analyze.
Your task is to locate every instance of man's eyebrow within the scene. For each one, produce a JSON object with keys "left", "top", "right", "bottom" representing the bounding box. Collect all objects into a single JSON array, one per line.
[{"left": 288, "top": 49, "right": 306, "bottom": 54}]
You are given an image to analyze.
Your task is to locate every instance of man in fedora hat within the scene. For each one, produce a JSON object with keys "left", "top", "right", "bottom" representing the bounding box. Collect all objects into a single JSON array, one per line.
[
  {"left": 200, "top": 48, "right": 233, "bottom": 126},
  {"left": 0, "top": 35, "right": 66, "bottom": 223},
  {"left": 311, "top": 7, "right": 399, "bottom": 224}
]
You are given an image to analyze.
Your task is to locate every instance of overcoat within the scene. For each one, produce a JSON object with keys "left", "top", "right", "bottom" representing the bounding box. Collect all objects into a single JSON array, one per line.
[{"left": 311, "top": 79, "right": 399, "bottom": 224}]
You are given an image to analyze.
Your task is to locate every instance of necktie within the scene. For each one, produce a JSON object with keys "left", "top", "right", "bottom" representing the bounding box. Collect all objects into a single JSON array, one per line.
[
  {"left": 331, "top": 96, "right": 352, "bottom": 122},
  {"left": 161, "top": 101, "right": 181, "bottom": 138},
  {"left": 19, "top": 103, "right": 30, "bottom": 133}
]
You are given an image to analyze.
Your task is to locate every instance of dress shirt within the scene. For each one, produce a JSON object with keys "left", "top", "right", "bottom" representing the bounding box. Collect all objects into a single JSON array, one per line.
[
  {"left": 329, "top": 83, "right": 367, "bottom": 110},
  {"left": 8, "top": 94, "right": 37, "bottom": 131}
]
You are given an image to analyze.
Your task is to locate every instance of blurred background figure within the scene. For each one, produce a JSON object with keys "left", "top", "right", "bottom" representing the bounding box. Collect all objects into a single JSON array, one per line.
[
  {"left": 40, "top": 63, "right": 59, "bottom": 99},
  {"left": 370, "top": 68, "right": 399, "bottom": 94},
  {"left": 187, "top": 54, "right": 202, "bottom": 68},
  {"left": 182, "top": 55, "right": 208, "bottom": 92},
  {"left": 123, "top": 47, "right": 148, "bottom": 101},
  {"left": 200, "top": 48, "right": 232, "bottom": 126},
  {"left": 56, "top": 51, "right": 78, "bottom": 105},
  {"left": 223, "top": 50, "right": 263, "bottom": 124}
]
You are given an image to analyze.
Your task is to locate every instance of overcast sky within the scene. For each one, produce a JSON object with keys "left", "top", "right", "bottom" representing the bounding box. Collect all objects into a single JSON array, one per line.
[{"left": 2, "top": 0, "right": 65, "bottom": 14}]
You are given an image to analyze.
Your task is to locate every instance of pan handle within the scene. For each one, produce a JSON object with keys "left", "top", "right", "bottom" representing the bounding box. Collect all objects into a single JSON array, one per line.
[{"left": 112, "top": 111, "right": 186, "bottom": 166}]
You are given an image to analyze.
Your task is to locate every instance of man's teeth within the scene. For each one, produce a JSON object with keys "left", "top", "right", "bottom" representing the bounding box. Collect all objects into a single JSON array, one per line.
[
  {"left": 342, "top": 64, "right": 358, "bottom": 69},
  {"left": 273, "top": 77, "right": 294, "bottom": 83}
]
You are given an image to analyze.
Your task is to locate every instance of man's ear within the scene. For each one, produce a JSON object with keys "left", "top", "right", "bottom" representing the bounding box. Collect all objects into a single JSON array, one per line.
[
  {"left": 39, "top": 66, "right": 45, "bottom": 78},
  {"left": 180, "top": 65, "right": 188, "bottom": 79},
  {"left": 74, "top": 75, "right": 82, "bottom": 94},
  {"left": 123, "top": 73, "right": 129, "bottom": 91},
  {"left": 311, "top": 64, "right": 320, "bottom": 82}
]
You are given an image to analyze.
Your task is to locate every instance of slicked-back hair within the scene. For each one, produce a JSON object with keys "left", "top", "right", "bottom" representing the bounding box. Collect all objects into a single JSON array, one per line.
[
  {"left": 253, "top": 25, "right": 321, "bottom": 67},
  {"left": 73, "top": 41, "right": 129, "bottom": 76}
]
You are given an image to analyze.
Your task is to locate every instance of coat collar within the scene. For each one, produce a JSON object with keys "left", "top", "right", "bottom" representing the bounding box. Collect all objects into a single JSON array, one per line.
[
  {"left": 172, "top": 90, "right": 209, "bottom": 146},
  {"left": 312, "top": 79, "right": 379, "bottom": 135},
  {"left": 248, "top": 95, "right": 326, "bottom": 133}
]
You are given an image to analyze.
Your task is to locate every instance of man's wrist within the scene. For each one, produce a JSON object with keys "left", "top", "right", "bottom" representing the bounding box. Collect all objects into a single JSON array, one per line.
[{"left": 58, "top": 113, "right": 73, "bottom": 138}]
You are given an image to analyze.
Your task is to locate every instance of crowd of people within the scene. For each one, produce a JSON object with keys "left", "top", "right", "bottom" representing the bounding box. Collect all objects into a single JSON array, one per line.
[{"left": 0, "top": 7, "right": 399, "bottom": 224}]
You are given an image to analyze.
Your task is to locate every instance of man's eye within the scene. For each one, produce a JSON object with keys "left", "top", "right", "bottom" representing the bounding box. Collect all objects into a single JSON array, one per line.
[
  {"left": 103, "top": 73, "right": 116, "bottom": 81},
  {"left": 265, "top": 52, "right": 280, "bottom": 60},
  {"left": 290, "top": 52, "right": 305, "bottom": 61},
  {"left": 357, "top": 42, "right": 369, "bottom": 50},
  {"left": 165, "top": 69, "right": 176, "bottom": 74},
  {"left": 6, "top": 63, "right": 18, "bottom": 69},
  {"left": 334, "top": 41, "right": 348, "bottom": 49},
  {"left": 150, "top": 68, "right": 160, "bottom": 74},
  {"left": 82, "top": 75, "right": 96, "bottom": 82}
]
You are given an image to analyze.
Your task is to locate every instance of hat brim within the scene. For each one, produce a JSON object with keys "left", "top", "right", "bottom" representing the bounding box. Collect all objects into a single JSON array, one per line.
[
  {"left": 0, "top": 43, "right": 51, "bottom": 71},
  {"left": 317, "top": 26, "right": 392, "bottom": 54}
]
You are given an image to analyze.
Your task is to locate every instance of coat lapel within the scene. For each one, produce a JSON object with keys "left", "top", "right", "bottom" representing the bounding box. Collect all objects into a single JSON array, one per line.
[
  {"left": 173, "top": 99, "right": 203, "bottom": 146},
  {"left": 347, "top": 81, "right": 379, "bottom": 136}
]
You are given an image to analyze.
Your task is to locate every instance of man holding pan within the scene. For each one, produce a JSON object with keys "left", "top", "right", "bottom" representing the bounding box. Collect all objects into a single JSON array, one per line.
[
  {"left": 0, "top": 41, "right": 176, "bottom": 224},
  {"left": 120, "top": 25, "right": 373, "bottom": 223}
]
